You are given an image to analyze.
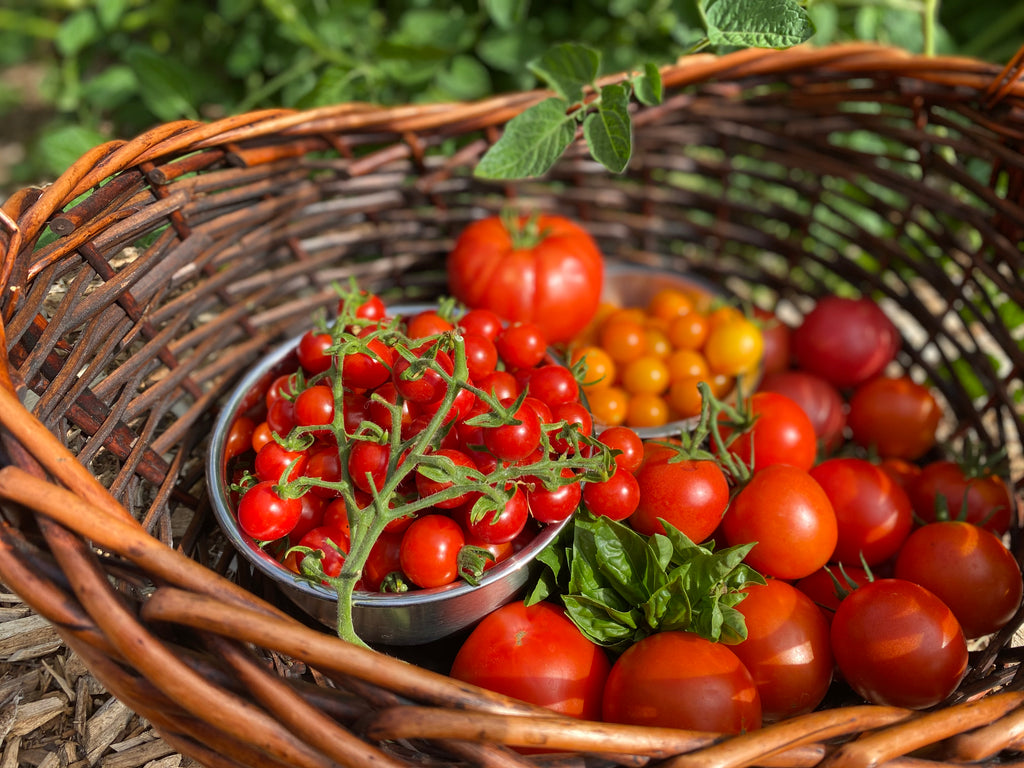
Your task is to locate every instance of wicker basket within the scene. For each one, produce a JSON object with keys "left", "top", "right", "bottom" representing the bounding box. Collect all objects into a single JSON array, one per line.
[{"left": 2, "top": 41, "right": 1024, "bottom": 767}]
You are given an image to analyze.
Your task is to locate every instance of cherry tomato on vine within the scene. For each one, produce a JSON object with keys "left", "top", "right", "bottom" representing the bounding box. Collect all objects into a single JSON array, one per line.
[
  {"left": 392, "top": 345, "right": 453, "bottom": 403},
  {"left": 598, "top": 426, "right": 644, "bottom": 473},
  {"left": 297, "top": 330, "right": 334, "bottom": 375},
  {"left": 347, "top": 441, "right": 391, "bottom": 494},
  {"left": 526, "top": 363, "right": 579, "bottom": 409},
  {"left": 294, "top": 525, "right": 351, "bottom": 580},
  {"left": 525, "top": 469, "right": 582, "bottom": 524},
  {"left": 457, "top": 308, "right": 504, "bottom": 341},
  {"left": 293, "top": 384, "right": 335, "bottom": 432},
  {"left": 582, "top": 466, "right": 640, "bottom": 521},
  {"left": 495, "top": 322, "right": 548, "bottom": 370},
  {"left": 254, "top": 440, "right": 308, "bottom": 484},
  {"left": 414, "top": 448, "right": 479, "bottom": 509},
  {"left": 482, "top": 400, "right": 542, "bottom": 462},
  {"left": 406, "top": 309, "right": 454, "bottom": 339},
  {"left": 462, "top": 485, "right": 529, "bottom": 544},
  {"left": 722, "top": 391, "right": 817, "bottom": 473},
  {"left": 399, "top": 514, "right": 467, "bottom": 589},
  {"left": 237, "top": 481, "right": 303, "bottom": 541},
  {"left": 462, "top": 332, "right": 498, "bottom": 380}
]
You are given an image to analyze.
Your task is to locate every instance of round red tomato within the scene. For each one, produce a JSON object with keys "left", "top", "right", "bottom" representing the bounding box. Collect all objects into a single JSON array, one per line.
[
  {"left": 846, "top": 375, "right": 941, "bottom": 461},
  {"left": 721, "top": 464, "right": 837, "bottom": 580},
  {"left": 894, "top": 521, "right": 1022, "bottom": 639},
  {"left": 831, "top": 578, "right": 967, "bottom": 709},
  {"left": 399, "top": 514, "right": 466, "bottom": 589},
  {"left": 809, "top": 457, "right": 913, "bottom": 567},
  {"left": 602, "top": 631, "right": 761, "bottom": 733},
  {"left": 630, "top": 442, "right": 729, "bottom": 541},
  {"left": 791, "top": 296, "right": 899, "bottom": 389},
  {"left": 907, "top": 459, "right": 1013, "bottom": 536},
  {"left": 450, "top": 600, "right": 610, "bottom": 719},
  {"left": 582, "top": 466, "right": 640, "bottom": 521},
  {"left": 723, "top": 391, "right": 817, "bottom": 473},
  {"left": 447, "top": 214, "right": 604, "bottom": 344},
  {"left": 237, "top": 481, "right": 304, "bottom": 541},
  {"left": 732, "top": 579, "right": 834, "bottom": 722},
  {"left": 598, "top": 426, "right": 645, "bottom": 473},
  {"left": 758, "top": 370, "right": 847, "bottom": 453}
]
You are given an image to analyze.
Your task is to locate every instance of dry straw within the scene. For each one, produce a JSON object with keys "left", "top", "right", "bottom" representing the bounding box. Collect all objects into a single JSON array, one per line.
[{"left": 1, "top": 41, "right": 1023, "bottom": 767}]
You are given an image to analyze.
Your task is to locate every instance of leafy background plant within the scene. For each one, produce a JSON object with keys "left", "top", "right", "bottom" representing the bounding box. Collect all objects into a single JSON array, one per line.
[{"left": 1, "top": 0, "right": 1020, "bottom": 197}]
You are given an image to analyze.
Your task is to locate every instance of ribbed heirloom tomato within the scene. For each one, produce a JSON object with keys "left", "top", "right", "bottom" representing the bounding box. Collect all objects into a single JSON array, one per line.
[{"left": 446, "top": 213, "right": 604, "bottom": 344}]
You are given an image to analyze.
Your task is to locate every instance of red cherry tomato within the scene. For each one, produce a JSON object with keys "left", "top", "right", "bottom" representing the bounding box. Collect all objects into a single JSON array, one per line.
[
  {"left": 414, "top": 448, "right": 479, "bottom": 509},
  {"left": 237, "top": 481, "right": 303, "bottom": 541},
  {"left": 495, "top": 321, "right": 548, "bottom": 370},
  {"left": 906, "top": 459, "right": 1013, "bottom": 536},
  {"left": 462, "top": 485, "right": 529, "bottom": 544},
  {"left": 846, "top": 375, "right": 942, "bottom": 461},
  {"left": 723, "top": 391, "right": 817, "bottom": 473},
  {"left": 598, "top": 426, "right": 645, "bottom": 473},
  {"left": 482, "top": 400, "right": 542, "bottom": 462},
  {"left": 297, "top": 330, "right": 334, "bottom": 375},
  {"left": 457, "top": 308, "right": 504, "bottom": 341},
  {"left": 582, "top": 466, "right": 640, "bottom": 521},
  {"left": 253, "top": 441, "right": 308, "bottom": 484},
  {"left": 399, "top": 514, "right": 466, "bottom": 589},
  {"left": 525, "top": 469, "right": 582, "bottom": 524},
  {"left": 758, "top": 369, "right": 847, "bottom": 453}
]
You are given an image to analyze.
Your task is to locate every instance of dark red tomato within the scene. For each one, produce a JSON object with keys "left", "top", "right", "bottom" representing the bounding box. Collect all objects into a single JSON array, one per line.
[
  {"left": 582, "top": 466, "right": 640, "bottom": 521},
  {"left": 347, "top": 441, "right": 391, "bottom": 494},
  {"left": 450, "top": 600, "right": 610, "bottom": 719},
  {"left": 846, "top": 375, "right": 941, "bottom": 461},
  {"left": 361, "top": 530, "right": 405, "bottom": 592},
  {"left": 549, "top": 401, "right": 592, "bottom": 455},
  {"left": 237, "top": 481, "right": 303, "bottom": 541},
  {"left": 602, "top": 631, "right": 761, "bottom": 733},
  {"left": 254, "top": 441, "right": 308, "bottom": 484},
  {"left": 907, "top": 459, "right": 1013, "bottom": 536},
  {"left": 462, "top": 332, "right": 498, "bottom": 380},
  {"left": 594, "top": 428, "right": 642, "bottom": 474},
  {"left": 392, "top": 345, "right": 454, "bottom": 403},
  {"left": 752, "top": 306, "right": 792, "bottom": 377},
  {"left": 305, "top": 445, "right": 343, "bottom": 498},
  {"left": 266, "top": 397, "right": 296, "bottom": 436},
  {"left": 457, "top": 308, "right": 504, "bottom": 341},
  {"left": 463, "top": 485, "right": 529, "bottom": 544},
  {"left": 399, "top": 514, "right": 466, "bottom": 589},
  {"left": 895, "top": 521, "right": 1022, "bottom": 639},
  {"left": 342, "top": 331, "right": 393, "bottom": 390},
  {"left": 723, "top": 391, "right": 817, "bottom": 473},
  {"left": 732, "top": 579, "right": 834, "bottom": 722},
  {"left": 293, "top": 384, "right": 335, "bottom": 430},
  {"left": 365, "top": 381, "right": 413, "bottom": 433},
  {"left": 791, "top": 296, "right": 899, "bottom": 389},
  {"left": 721, "top": 464, "right": 837, "bottom": 580},
  {"left": 406, "top": 309, "right": 454, "bottom": 339},
  {"left": 810, "top": 457, "right": 913, "bottom": 567},
  {"left": 521, "top": 395, "right": 553, "bottom": 426},
  {"left": 447, "top": 213, "right": 604, "bottom": 344},
  {"left": 321, "top": 498, "right": 351, "bottom": 539},
  {"left": 482, "top": 400, "right": 542, "bottom": 461},
  {"left": 526, "top": 364, "right": 579, "bottom": 409},
  {"left": 224, "top": 415, "right": 256, "bottom": 462},
  {"left": 758, "top": 370, "right": 847, "bottom": 453},
  {"left": 495, "top": 322, "right": 548, "bottom": 370},
  {"left": 289, "top": 493, "right": 327, "bottom": 544},
  {"left": 341, "top": 392, "right": 369, "bottom": 434},
  {"left": 525, "top": 469, "right": 582, "bottom": 524},
  {"left": 794, "top": 564, "right": 873, "bottom": 625},
  {"left": 415, "top": 448, "right": 479, "bottom": 509},
  {"left": 297, "top": 330, "right": 334, "bottom": 375},
  {"left": 349, "top": 291, "right": 386, "bottom": 322},
  {"left": 265, "top": 372, "right": 299, "bottom": 409},
  {"left": 630, "top": 442, "right": 729, "bottom": 541},
  {"left": 294, "top": 525, "right": 350, "bottom": 580},
  {"left": 475, "top": 370, "right": 519, "bottom": 401},
  {"left": 877, "top": 457, "right": 922, "bottom": 491},
  {"left": 831, "top": 578, "right": 967, "bottom": 709}
]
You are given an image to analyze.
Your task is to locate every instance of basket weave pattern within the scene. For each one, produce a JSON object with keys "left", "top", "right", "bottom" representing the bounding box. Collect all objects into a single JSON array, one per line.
[{"left": 1, "top": 42, "right": 1023, "bottom": 767}]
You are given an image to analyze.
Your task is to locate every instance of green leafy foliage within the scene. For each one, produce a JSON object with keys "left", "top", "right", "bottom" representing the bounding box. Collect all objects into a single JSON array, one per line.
[{"left": 528, "top": 510, "right": 765, "bottom": 651}]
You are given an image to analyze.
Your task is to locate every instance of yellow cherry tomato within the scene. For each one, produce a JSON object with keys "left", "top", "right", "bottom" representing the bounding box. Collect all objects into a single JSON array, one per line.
[
  {"left": 621, "top": 355, "right": 671, "bottom": 396},
  {"left": 588, "top": 386, "right": 630, "bottom": 427},
  {"left": 626, "top": 393, "right": 670, "bottom": 428},
  {"left": 667, "top": 312, "right": 710, "bottom": 351},
  {"left": 665, "top": 348, "right": 711, "bottom": 382},
  {"left": 571, "top": 345, "right": 617, "bottom": 390},
  {"left": 704, "top": 317, "right": 764, "bottom": 376},
  {"left": 647, "top": 288, "right": 694, "bottom": 322}
]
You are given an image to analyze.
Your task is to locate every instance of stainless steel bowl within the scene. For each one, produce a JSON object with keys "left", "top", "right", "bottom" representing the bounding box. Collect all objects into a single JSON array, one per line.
[{"left": 207, "top": 312, "right": 571, "bottom": 646}]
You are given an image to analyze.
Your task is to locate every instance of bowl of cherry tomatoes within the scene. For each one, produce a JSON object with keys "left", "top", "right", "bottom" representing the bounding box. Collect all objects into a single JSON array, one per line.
[
  {"left": 208, "top": 297, "right": 606, "bottom": 646},
  {"left": 570, "top": 262, "right": 765, "bottom": 439}
]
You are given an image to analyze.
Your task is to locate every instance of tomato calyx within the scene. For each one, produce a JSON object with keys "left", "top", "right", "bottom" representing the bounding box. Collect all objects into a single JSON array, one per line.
[
  {"left": 457, "top": 545, "right": 497, "bottom": 586},
  {"left": 499, "top": 208, "right": 550, "bottom": 251}
]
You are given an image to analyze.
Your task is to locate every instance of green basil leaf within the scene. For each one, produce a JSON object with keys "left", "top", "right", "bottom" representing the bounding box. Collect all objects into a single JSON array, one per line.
[
  {"left": 706, "top": 0, "right": 815, "bottom": 49},
  {"left": 563, "top": 594, "right": 640, "bottom": 649},
  {"left": 528, "top": 42, "right": 600, "bottom": 103},
  {"left": 583, "top": 83, "right": 631, "bottom": 174},
  {"left": 643, "top": 576, "right": 692, "bottom": 632},
  {"left": 474, "top": 97, "right": 575, "bottom": 179}
]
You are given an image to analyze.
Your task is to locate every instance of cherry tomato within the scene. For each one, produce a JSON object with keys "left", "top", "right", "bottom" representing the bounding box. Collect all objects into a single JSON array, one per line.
[
  {"left": 624, "top": 392, "right": 670, "bottom": 428},
  {"left": 237, "top": 481, "right": 303, "bottom": 541},
  {"left": 758, "top": 369, "right": 847, "bottom": 453},
  {"left": 830, "top": 578, "right": 967, "bottom": 709},
  {"left": 406, "top": 309, "right": 454, "bottom": 339},
  {"left": 809, "top": 457, "right": 913, "bottom": 567},
  {"left": 266, "top": 397, "right": 296, "bottom": 436},
  {"left": 342, "top": 331, "right": 393, "bottom": 390},
  {"left": 598, "top": 426, "right": 645, "bottom": 473},
  {"left": 721, "top": 464, "right": 837, "bottom": 580},
  {"left": 347, "top": 441, "right": 391, "bottom": 494},
  {"left": 462, "top": 332, "right": 498, "bottom": 380},
  {"left": 399, "top": 514, "right": 466, "bottom": 589},
  {"left": 495, "top": 322, "right": 548, "bottom": 370},
  {"left": 704, "top": 316, "right": 764, "bottom": 377},
  {"left": 447, "top": 214, "right": 604, "bottom": 344},
  {"left": 253, "top": 440, "right": 308, "bottom": 484},
  {"left": 723, "top": 391, "right": 818, "bottom": 473},
  {"left": 547, "top": 401, "right": 592, "bottom": 455},
  {"left": 294, "top": 525, "right": 350, "bottom": 580},
  {"left": 525, "top": 469, "right": 582, "bottom": 524},
  {"left": 732, "top": 579, "right": 834, "bottom": 722},
  {"left": 392, "top": 345, "right": 453, "bottom": 403},
  {"left": 463, "top": 485, "right": 529, "bottom": 544},
  {"left": 582, "top": 466, "right": 640, "bottom": 521},
  {"left": 457, "top": 308, "right": 504, "bottom": 341},
  {"left": 297, "top": 330, "right": 334, "bottom": 375},
  {"left": 526, "top": 364, "right": 579, "bottom": 408},
  {"left": 572, "top": 345, "right": 617, "bottom": 390},
  {"left": 587, "top": 385, "right": 629, "bottom": 428},
  {"left": 224, "top": 415, "right": 256, "bottom": 462},
  {"left": 349, "top": 291, "right": 386, "bottom": 322},
  {"left": 599, "top": 318, "right": 646, "bottom": 364},
  {"left": 620, "top": 355, "right": 670, "bottom": 396},
  {"left": 475, "top": 370, "right": 519, "bottom": 402},
  {"left": 894, "top": 521, "right": 1022, "bottom": 639},
  {"left": 482, "top": 400, "right": 542, "bottom": 462},
  {"left": 752, "top": 307, "right": 792, "bottom": 377},
  {"left": 450, "top": 601, "right": 611, "bottom": 719},
  {"left": 602, "top": 631, "right": 761, "bottom": 733},
  {"left": 415, "top": 448, "right": 479, "bottom": 509},
  {"left": 361, "top": 530, "right": 405, "bottom": 592},
  {"left": 791, "top": 296, "right": 899, "bottom": 389},
  {"left": 288, "top": 493, "right": 327, "bottom": 544},
  {"left": 907, "top": 459, "right": 1013, "bottom": 535},
  {"left": 292, "top": 384, "right": 335, "bottom": 431},
  {"left": 630, "top": 442, "right": 729, "bottom": 542},
  {"left": 846, "top": 375, "right": 941, "bottom": 460}
]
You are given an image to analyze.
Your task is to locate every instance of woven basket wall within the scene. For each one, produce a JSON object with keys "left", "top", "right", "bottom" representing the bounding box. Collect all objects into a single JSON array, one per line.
[{"left": 1, "top": 42, "right": 1024, "bottom": 768}]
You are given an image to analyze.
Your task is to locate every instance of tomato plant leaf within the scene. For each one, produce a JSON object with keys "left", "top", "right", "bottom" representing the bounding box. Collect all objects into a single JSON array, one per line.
[
  {"left": 705, "top": 0, "right": 815, "bottom": 49},
  {"left": 124, "top": 46, "right": 199, "bottom": 122},
  {"left": 583, "top": 83, "right": 632, "bottom": 174},
  {"left": 634, "top": 62, "right": 664, "bottom": 107},
  {"left": 528, "top": 42, "right": 600, "bottom": 103},
  {"left": 482, "top": 0, "right": 530, "bottom": 30},
  {"left": 474, "top": 97, "right": 576, "bottom": 179}
]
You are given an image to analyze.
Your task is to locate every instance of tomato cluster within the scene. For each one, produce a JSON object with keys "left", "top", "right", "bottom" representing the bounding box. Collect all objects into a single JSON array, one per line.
[
  {"left": 222, "top": 291, "right": 622, "bottom": 609},
  {"left": 569, "top": 287, "right": 764, "bottom": 429}
]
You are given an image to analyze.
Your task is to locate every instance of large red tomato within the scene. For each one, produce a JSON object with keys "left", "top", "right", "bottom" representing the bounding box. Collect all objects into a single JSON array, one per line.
[
  {"left": 446, "top": 214, "right": 605, "bottom": 343},
  {"left": 449, "top": 601, "right": 610, "bottom": 719}
]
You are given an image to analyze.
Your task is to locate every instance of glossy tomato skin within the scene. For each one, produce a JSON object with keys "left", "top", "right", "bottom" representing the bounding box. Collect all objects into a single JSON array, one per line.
[
  {"left": 602, "top": 631, "right": 761, "bottom": 733},
  {"left": 447, "top": 214, "right": 604, "bottom": 344},
  {"left": 894, "top": 521, "right": 1023, "bottom": 639},
  {"left": 724, "top": 391, "right": 818, "bottom": 473},
  {"left": 846, "top": 375, "right": 941, "bottom": 461},
  {"left": 758, "top": 370, "right": 847, "bottom": 453},
  {"left": 732, "top": 579, "right": 834, "bottom": 722},
  {"left": 399, "top": 514, "right": 466, "bottom": 589},
  {"left": 907, "top": 460, "right": 1013, "bottom": 536},
  {"left": 450, "top": 601, "right": 610, "bottom": 719},
  {"left": 791, "top": 296, "right": 899, "bottom": 389},
  {"left": 237, "top": 481, "right": 303, "bottom": 541},
  {"left": 831, "top": 579, "right": 967, "bottom": 709},
  {"left": 809, "top": 458, "right": 913, "bottom": 567},
  {"left": 721, "top": 464, "right": 837, "bottom": 580},
  {"left": 630, "top": 442, "right": 730, "bottom": 541},
  {"left": 752, "top": 307, "right": 792, "bottom": 378}
]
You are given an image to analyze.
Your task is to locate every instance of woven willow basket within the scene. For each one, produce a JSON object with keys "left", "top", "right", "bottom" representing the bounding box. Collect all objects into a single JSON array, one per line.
[{"left": 2, "top": 42, "right": 1024, "bottom": 768}]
